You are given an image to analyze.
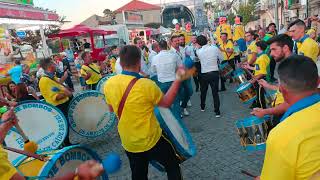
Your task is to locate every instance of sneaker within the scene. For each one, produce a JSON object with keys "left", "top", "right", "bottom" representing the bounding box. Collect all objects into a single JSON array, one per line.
[
  {"left": 187, "top": 100, "right": 192, "bottom": 107},
  {"left": 215, "top": 111, "right": 221, "bottom": 118},
  {"left": 183, "top": 108, "right": 190, "bottom": 116},
  {"left": 201, "top": 108, "right": 205, "bottom": 112}
]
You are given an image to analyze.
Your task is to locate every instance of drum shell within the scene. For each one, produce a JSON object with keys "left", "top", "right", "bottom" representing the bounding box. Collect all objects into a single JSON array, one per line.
[
  {"left": 219, "top": 63, "right": 233, "bottom": 78},
  {"left": 236, "top": 82, "right": 257, "bottom": 104},
  {"left": 13, "top": 145, "right": 108, "bottom": 180}
]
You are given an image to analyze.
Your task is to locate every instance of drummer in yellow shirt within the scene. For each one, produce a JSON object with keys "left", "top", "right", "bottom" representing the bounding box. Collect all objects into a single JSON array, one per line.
[
  {"left": 104, "top": 45, "right": 190, "bottom": 179},
  {"left": 243, "top": 41, "right": 270, "bottom": 109},
  {"left": 219, "top": 32, "right": 235, "bottom": 90},
  {"left": 255, "top": 55, "right": 320, "bottom": 180},
  {"left": 0, "top": 109, "right": 105, "bottom": 180},
  {"left": 288, "top": 19, "right": 319, "bottom": 62},
  {"left": 80, "top": 52, "right": 102, "bottom": 90},
  {"left": 245, "top": 31, "right": 258, "bottom": 65}
]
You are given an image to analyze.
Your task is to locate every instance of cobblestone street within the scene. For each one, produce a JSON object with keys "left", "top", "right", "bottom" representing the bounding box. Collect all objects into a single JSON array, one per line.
[{"left": 70, "top": 82, "right": 265, "bottom": 180}]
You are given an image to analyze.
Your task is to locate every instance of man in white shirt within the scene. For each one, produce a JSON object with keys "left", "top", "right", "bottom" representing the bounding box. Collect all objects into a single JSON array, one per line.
[
  {"left": 133, "top": 37, "right": 150, "bottom": 77},
  {"left": 170, "top": 35, "right": 184, "bottom": 64},
  {"left": 151, "top": 40, "right": 182, "bottom": 119},
  {"left": 148, "top": 41, "right": 160, "bottom": 81},
  {"left": 196, "top": 35, "right": 223, "bottom": 117}
]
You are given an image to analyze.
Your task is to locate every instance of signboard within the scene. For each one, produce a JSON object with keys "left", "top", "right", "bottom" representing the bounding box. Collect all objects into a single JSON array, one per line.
[
  {"left": 123, "top": 11, "right": 143, "bottom": 25},
  {"left": 16, "top": 31, "right": 26, "bottom": 38},
  {"left": 0, "top": 0, "right": 34, "bottom": 5}
]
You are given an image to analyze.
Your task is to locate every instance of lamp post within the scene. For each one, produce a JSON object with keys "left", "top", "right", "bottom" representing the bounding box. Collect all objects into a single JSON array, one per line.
[{"left": 275, "top": 0, "right": 279, "bottom": 31}]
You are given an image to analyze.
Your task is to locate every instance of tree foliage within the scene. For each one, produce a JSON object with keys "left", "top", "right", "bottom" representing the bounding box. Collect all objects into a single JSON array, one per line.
[{"left": 236, "top": 0, "right": 259, "bottom": 25}]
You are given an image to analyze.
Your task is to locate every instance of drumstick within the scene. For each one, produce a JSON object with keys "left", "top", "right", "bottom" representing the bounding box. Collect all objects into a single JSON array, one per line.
[
  {"left": 15, "top": 123, "right": 38, "bottom": 154},
  {"left": 241, "top": 170, "right": 257, "bottom": 178},
  {"left": 3, "top": 146, "right": 47, "bottom": 161}
]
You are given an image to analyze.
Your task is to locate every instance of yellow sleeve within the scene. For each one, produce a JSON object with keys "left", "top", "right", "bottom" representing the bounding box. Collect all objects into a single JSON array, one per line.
[
  {"left": 147, "top": 80, "right": 164, "bottom": 105},
  {"left": 261, "top": 137, "right": 295, "bottom": 180},
  {"left": 80, "top": 66, "right": 87, "bottom": 77},
  {"left": 39, "top": 77, "right": 60, "bottom": 103},
  {"left": 255, "top": 55, "right": 269, "bottom": 75},
  {"left": 227, "top": 41, "right": 234, "bottom": 50},
  {"left": 0, "top": 147, "right": 17, "bottom": 180},
  {"left": 274, "top": 91, "right": 285, "bottom": 106},
  {"left": 251, "top": 44, "right": 258, "bottom": 54}
]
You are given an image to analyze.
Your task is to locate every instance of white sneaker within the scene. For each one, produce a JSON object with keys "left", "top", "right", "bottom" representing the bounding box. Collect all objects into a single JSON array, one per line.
[
  {"left": 201, "top": 109, "right": 205, "bottom": 112},
  {"left": 187, "top": 100, "right": 192, "bottom": 107},
  {"left": 183, "top": 108, "right": 190, "bottom": 116}
]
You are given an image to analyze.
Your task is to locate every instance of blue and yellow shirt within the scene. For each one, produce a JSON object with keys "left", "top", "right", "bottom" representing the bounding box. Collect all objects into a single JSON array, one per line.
[
  {"left": 297, "top": 35, "right": 319, "bottom": 62},
  {"left": 221, "top": 40, "right": 235, "bottom": 60},
  {"left": 39, "top": 75, "right": 69, "bottom": 106},
  {"left": 254, "top": 53, "right": 270, "bottom": 76},
  {"left": 80, "top": 63, "right": 102, "bottom": 85},
  {"left": 233, "top": 24, "right": 245, "bottom": 41},
  {"left": 0, "top": 146, "right": 17, "bottom": 180},
  {"left": 246, "top": 41, "right": 257, "bottom": 63}
]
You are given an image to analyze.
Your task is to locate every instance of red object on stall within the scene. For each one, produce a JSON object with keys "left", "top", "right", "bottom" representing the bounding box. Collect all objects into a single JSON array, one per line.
[{"left": 48, "top": 25, "right": 117, "bottom": 61}]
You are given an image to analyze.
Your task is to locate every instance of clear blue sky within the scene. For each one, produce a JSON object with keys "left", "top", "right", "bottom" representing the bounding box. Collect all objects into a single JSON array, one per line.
[{"left": 34, "top": 0, "right": 161, "bottom": 28}]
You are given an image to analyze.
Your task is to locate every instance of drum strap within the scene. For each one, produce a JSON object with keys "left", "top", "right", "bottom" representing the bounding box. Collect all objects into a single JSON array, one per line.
[{"left": 118, "top": 78, "right": 139, "bottom": 119}]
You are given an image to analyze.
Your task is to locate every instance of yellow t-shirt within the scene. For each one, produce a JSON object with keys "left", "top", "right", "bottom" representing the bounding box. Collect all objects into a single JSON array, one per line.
[
  {"left": 261, "top": 102, "right": 320, "bottom": 180},
  {"left": 254, "top": 54, "right": 270, "bottom": 76},
  {"left": 39, "top": 76, "right": 69, "bottom": 106},
  {"left": 246, "top": 41, "right": 257, "bottom": 63},
  {"left": 80, "top": 63, "right": 102, "bottom": 85},
  {"left": 110, "top": 57, "right": 117, "bottom": 73},
  {"left": 297, "top": 37, "right": 319, "bottom": 62},
  {"left": 233, "top": 24, "right": 245, "bottom": 41},
  {"left": 273, "top": 90, "right": 285, "bottom": 107},
  {"left": 104, "top": 74, "right": 163, "bottom": 152},
  {"left": 0, "top": 146, "right": 17, "bottom": 180},
  {"left": 221, "top": 40, "right": 235, "bottom": 60},
  {"left": 185, "top": 31, "right": 193, "bottom": 45}
]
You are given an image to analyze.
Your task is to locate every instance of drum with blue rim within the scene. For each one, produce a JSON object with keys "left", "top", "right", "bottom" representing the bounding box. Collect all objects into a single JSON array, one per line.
[
  {"left": 219, "top": 62, "right": 233, "bottom": 78},
  {"left": 5, "top": 100, "right": 68, "bottom": 162},
  {"left": 13, "top": 145, "right": 108, "bottom": 180},
  {"left": 67, "top": 90, "right": 116, "bottom": 138},
  {"left": 235, "top": 82, "right": 257, "bottom": 104},
  {"left": 235, "top": 115, "right": 271, "bottom": 151},
  {"left": 232, "top": 68, "right": 248, "bottom": 84},
  {"left": 151, "top": 107, "right": 196, "bottom": 172},
  {"left": 96, "top": 74, "right": 115, "bottom": 93},
  {"left": 264, "top": 89, "right": 277, "bottom": 107}
]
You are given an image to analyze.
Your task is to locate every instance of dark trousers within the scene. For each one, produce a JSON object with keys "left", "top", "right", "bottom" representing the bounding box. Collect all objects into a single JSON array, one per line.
[
  {"left": 200, "top": 71, "right": 220, "bottom": 112},
  {"left": 88, "top": 83, "right": 98, "bottom": 90},
  {"left": 65, "top": 75, "right": 74, "bottom": 91},
  {"left": 180, "top": 78, "right": 193, "bottom": 109},
  {"left": 269, "top": 57, "right": 276, "bottom": 80},
  {"left": 56, "top": 98, "right": 72, "bottom": 146},
  {"left": 253, "top": 82, "right": 266, "bottom": 109},
  {"left": 125, "top": 136, "right": 182, "bottom": 180},
  {"left": 234, "top": 55, "right": 241, "bottom": 64},
  {"left": 220, "top": 59, "right": 235, "bottom": 89},
  {"left": 193, "top": 62, "right": 201, "bottom": 91}
]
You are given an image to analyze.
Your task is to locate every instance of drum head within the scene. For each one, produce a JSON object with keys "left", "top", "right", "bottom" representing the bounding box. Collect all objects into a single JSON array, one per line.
[
  {"left": 96, "top": 74, "right": 115, "bottom": 93},
  {"left": 5, "top": 101, "right": 68, "bottom": 162},
  {"left": 68, "top": 90, "right": 116, "bottom": 138},
  {"left": 13, "top": 145, "right": 108, "bottom": 180},
  {"left": 154, "top": 107, "right": 196, "bottom": 159}
]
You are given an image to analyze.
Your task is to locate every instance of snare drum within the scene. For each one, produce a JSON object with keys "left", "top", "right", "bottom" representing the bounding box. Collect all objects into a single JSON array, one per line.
[
  {"left": 13, "top": 145, "right": 108, "bottom": 180},
  {"left": 5, "top": 101, "right": 68, "bottom": 162},
  {"left": 235, "top": 116, "right": 271, "bottom": 151},
  {"left": 219, "top": 62, "right": 233, "bottom": 78},
  {"left": 235, "top": 82, "right": 257, "bottom": 104},
  {"left": 68, "top": 90, "right": 116, "bottom": 138},
  {"left": 233, "top": 69, "right": 248, "bottom": 84},
  {"left": 96, "top": 74, "right": 115, "bottom": 93},
  {"left": 151, "top": 107, "right": 196, "bottom": 172},
  {"left": 264, "top": 89, "right": 277, "bottom": 107}
]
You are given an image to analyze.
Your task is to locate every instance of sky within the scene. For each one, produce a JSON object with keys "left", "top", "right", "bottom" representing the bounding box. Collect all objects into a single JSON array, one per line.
[{"left": 34, "top": 0, "right": 161, "bottom": 28}]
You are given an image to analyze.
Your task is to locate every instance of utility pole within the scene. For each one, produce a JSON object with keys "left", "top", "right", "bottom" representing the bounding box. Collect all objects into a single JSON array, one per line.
[{"left": 274, "top": 0, "right": 279, "bottom": 31}]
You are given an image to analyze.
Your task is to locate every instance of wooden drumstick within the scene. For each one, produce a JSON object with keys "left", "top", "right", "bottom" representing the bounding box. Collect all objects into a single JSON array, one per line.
[
  {"left": 3, "top": 146, "right": 47, "bottom": 161},
  {"left": 14, "top": 123, "right": 38, "bottom": 153},
  {"left": 241, "top": 170, "right": 257, "bottom": 178}
]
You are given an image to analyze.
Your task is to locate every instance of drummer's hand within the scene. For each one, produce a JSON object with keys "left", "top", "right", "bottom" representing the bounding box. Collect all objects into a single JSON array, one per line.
[
  {"left": 77, "top": 160, "right": 104, "bottom": 180},
  {"left": 62, "top": 88, "right": 72, "bottom": 97},
  {"left": 7, "top": 101, "right": 17, "bottom": 107},
  {"left": 257, "top": 79, "right": 268, "bottom": 88},
  {"left": 1, "top": 108, "right": 18, "bottom": 130},
  {"left": 176, "top": 66, "right": 189, "bottom": 81},
  {"left": 251, "top": 108, "right": 266, "bottom": 118},
  {"left": 254, "top": 176, "right": 261, "bottom": 180},
  {"left": 249, "top": 78, "right": 257, "bottom": 84}
]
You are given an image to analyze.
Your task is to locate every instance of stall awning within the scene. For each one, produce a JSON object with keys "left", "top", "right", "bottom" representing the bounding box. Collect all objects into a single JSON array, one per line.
[{"left": 48, "top": 24, "right": 117, "bottom": 38}]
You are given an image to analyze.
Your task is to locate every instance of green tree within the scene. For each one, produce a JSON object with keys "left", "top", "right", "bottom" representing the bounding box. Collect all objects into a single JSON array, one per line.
[
  {"left": 227, "top": 12, "right": 236, "bottom": 25},
  {"left": 236, "top": 0, "right": 259, "bottom": 25}
]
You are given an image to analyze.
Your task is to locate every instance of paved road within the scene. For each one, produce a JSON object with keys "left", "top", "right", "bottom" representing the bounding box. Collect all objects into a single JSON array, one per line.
[{"left": 70, "top": 82, "right": 265, "bottom": 180}]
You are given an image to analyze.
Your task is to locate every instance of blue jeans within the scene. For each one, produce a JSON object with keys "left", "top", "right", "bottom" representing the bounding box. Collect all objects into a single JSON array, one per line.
[
  {"left": 158, "top": 81, "right": 181, "bottom": 119},
  {"left": 180, "top": 78, "right": 193, "bottom": 108}
]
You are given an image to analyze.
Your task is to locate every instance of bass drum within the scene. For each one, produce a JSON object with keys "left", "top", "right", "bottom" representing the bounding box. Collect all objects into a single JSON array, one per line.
[
  {"left": 13, "top": 145, "right": 108, "bottom": 180},
  {"left": 96, "top": 74, "right": 115, "bottom": 93}
]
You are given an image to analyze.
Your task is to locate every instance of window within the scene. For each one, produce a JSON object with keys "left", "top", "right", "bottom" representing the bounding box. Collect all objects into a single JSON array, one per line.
[{"left": 93, "top": 34, "right": 105, "bottom": 49}]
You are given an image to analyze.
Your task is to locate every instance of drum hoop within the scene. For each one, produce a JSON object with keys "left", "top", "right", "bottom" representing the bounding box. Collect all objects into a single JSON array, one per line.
[
  {"left": 11, "top": 100, "right": 68, "bottom": 151},
  {"left": 236, "top": 82, "right": 252, "bottom": 93},
  {"left": 67, "top": 90, "right": 116, "bottom": 138},
  {"left": 96, "top": 74, "right": 115, "bottom": 93},
  {"left": 39, "top": 145, "right": 108, "bottom": 180},
  {"left": 154, "top": 107, "right": 197, "bottom": 159}
]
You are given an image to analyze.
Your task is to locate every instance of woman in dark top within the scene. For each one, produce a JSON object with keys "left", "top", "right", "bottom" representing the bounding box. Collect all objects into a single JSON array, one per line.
[
  {"left": 5, "top": 81, "right": 17, "bottom": 101},
  {"left": 16, "top": 83, "right": 37, "bottom": 102}
]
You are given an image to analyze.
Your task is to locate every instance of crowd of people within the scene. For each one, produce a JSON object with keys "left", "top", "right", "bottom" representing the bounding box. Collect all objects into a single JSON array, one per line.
[{"left": 0, "top": 14, "right": 319, "bottom": 179}]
